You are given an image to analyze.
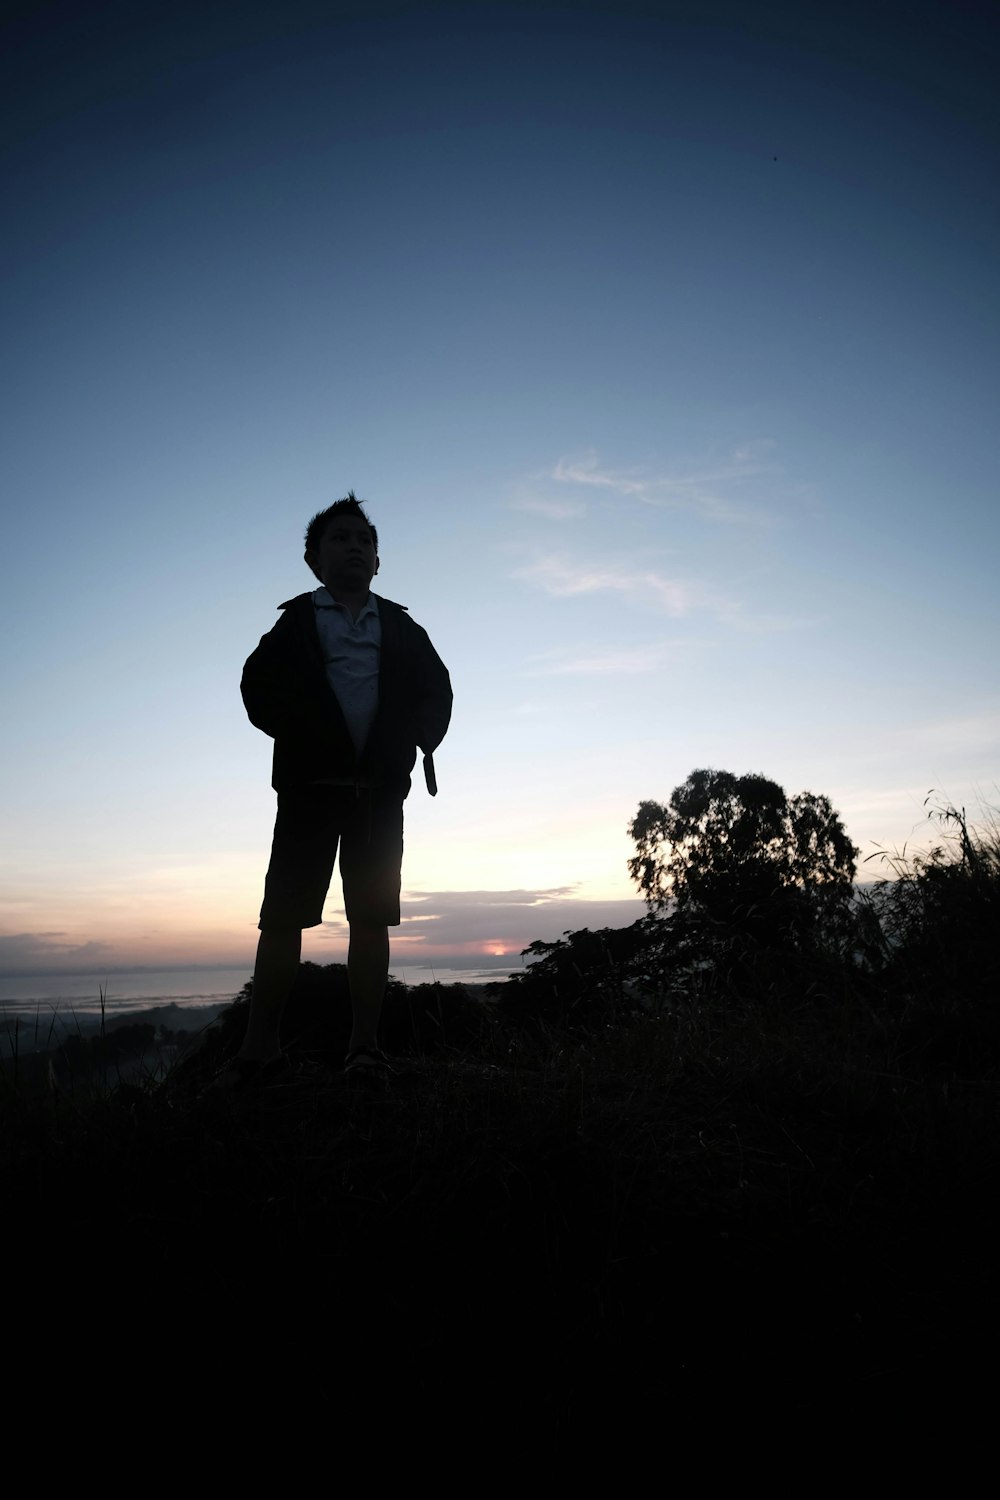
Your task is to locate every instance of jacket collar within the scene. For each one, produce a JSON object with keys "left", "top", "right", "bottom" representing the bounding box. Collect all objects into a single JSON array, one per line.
[{"left": 278, "top": 590, "right": 408, "bottom": 613}]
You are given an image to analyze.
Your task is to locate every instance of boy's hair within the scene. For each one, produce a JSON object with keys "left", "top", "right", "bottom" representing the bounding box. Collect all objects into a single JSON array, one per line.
[{"left": 304, "top": 492, "right": 379, "bottom": 555}]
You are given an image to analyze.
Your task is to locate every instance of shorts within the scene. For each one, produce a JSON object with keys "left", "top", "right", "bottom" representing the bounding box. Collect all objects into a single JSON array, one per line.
[{"left": 258, "top": 784, "right": 404, "bottom": 931}]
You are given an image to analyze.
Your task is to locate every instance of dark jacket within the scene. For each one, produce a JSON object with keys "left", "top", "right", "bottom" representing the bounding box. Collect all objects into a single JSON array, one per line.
[{"left": 241, "top": 592, "right": 452, "bottom": 796}]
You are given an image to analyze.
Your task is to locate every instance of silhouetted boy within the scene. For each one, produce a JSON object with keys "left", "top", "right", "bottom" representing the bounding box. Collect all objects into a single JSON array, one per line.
[{"left": 230, "top": 492, "right": 452, "bottom": 1085}]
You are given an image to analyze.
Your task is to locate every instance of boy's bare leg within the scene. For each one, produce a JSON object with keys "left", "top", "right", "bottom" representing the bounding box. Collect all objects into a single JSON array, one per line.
[
  {"left": 347, "top": 921, "right": 389, "bottom": 1057},
  {"left": 238, "top": 928, "right": 302, "bottom": 1061}
]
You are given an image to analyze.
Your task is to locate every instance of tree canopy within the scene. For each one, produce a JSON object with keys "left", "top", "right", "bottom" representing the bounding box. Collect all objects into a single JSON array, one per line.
[{"left": 628, "top": 768, "right": 857, "bottom": 938}]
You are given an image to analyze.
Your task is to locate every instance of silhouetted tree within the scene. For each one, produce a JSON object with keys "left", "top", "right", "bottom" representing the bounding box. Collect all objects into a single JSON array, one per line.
[
  {"left": 628, "top": 768, "right": 857, "bottom": 944},
  {"left": 499, "top": 922, "right": 655, "bottom": 1032}
]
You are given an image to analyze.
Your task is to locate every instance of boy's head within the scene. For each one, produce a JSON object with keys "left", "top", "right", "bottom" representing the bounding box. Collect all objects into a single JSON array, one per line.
[{"left": 304, "top": 493, "right": 380, "bottom": 593}]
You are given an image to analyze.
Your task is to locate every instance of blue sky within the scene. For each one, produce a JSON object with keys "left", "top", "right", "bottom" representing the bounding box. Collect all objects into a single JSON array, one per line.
[{"left": 2, "top": 0, "right": 997, "bottom": 980}]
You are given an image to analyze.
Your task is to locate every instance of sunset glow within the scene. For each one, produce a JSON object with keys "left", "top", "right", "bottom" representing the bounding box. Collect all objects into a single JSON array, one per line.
[{"left": 1, "top": 4, "right": 997, "bottom": 989}]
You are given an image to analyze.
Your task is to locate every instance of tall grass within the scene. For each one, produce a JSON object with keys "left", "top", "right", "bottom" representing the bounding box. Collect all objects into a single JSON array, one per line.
[
  {"left": 861, "top": 795, "right": 1000, "bottom": 1042},
  {"left": 1, "top": 795, "right": 997, "bottom": 1434}
]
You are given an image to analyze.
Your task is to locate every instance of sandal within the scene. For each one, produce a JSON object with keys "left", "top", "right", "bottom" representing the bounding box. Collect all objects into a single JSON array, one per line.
[
  {"left": 343, "top": 1047, "right": 396, "bottom": 1085},
  {"left": 210, "top": 1054, "right": 293, "bottom": 1094}
]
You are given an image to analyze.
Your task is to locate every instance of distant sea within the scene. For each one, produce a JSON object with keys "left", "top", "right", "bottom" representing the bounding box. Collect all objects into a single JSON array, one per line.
[
  {"left": 0, "top": 961, "right": 510, "bottom": 1033},
  {"left": 0, "top": 967, "right": 252, "bottom": 1022}
]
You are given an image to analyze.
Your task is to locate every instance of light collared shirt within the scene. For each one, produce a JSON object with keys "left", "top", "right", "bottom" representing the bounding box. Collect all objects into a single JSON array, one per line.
[{"left": 313, "top": 587, "right": 381, "bottom": 756}]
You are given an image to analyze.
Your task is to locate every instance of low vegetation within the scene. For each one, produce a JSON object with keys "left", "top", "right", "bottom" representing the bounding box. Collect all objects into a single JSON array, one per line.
[{"left": 2, "top": 792, "right": 997, "bottom": 1441}]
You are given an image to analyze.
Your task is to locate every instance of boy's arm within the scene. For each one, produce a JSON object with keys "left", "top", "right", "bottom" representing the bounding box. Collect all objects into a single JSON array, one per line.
[
  {"left": 412, "top": 629, "right": 453, "bottom": 756},
  {"left": 241, "top": 611, "right": 322, "bottom": 740}
]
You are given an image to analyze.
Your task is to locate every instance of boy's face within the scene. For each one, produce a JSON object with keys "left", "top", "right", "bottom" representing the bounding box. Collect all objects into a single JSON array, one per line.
[{"left": 306, "top": 515, "right": 379, "bottom": 595}]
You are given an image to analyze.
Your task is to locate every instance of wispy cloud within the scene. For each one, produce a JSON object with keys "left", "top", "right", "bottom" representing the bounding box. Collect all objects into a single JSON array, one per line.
[
  {"left": 509, "top": 494, "right": 587, "bottom": 520},
  {"left": 552, "top": 444, "right": 778, "bottom": 523},
  {"left": 514, "top": 553, "right": 814, "bottom": 631},
  {"left": 408, "top": 888, "right": 576, "bottom": 909},
  {"left": 515, "top": 554, "right": 727, "bottom": 618},
  {"left": 552, "top": 454, "right": 647, "bottom": 496},
  {"left": 315, "top": 887, "right": 646, "bottom": 960},
  {"left": 0, "top": 931, "right": 114, "bottom": 976}
]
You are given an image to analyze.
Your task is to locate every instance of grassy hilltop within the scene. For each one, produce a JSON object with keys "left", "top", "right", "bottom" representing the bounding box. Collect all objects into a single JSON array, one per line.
[{"left": 2, "top": 804, "right": 998, "bottom": 1447}]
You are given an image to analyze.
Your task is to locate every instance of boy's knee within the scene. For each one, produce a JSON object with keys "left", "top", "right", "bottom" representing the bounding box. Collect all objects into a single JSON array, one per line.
[{"left": 349, "top": 921, "right": 389, "bottom": 942}]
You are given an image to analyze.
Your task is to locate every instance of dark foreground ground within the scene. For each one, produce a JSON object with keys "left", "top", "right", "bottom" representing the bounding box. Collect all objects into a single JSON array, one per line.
[{"left": 3, "top": 972, "right": 998, "bottom": 1458}]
